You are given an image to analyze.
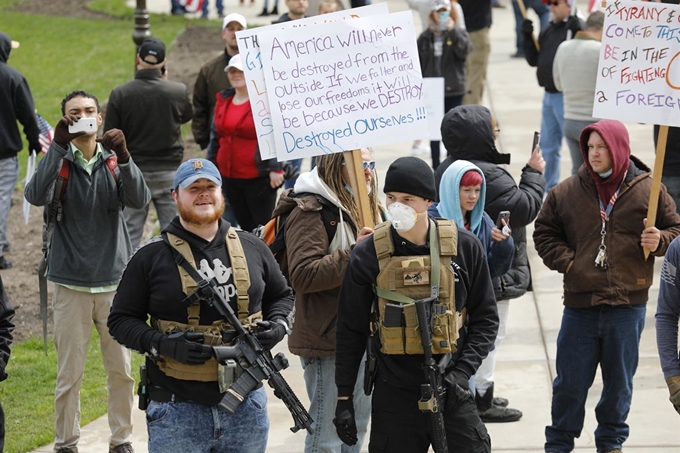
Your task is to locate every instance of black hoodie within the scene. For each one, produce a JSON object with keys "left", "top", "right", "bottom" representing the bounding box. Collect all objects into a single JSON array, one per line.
[
  {"left": 0, "top": 32, "right": 40, "bottom": 159},
  {"left": 108, "top": 217, "right": 294, "bottom": 404},
  {"left": 437, "top": 105, "right": 546, "bottom": 300}
]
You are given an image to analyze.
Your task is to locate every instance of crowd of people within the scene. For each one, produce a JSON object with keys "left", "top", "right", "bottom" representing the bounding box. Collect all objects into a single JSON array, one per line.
[{"left": 1, "top": 0, "right": 680, "bottom": 452}]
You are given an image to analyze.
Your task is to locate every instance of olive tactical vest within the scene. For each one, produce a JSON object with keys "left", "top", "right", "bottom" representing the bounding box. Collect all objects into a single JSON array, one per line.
[
  {"left": 153, "top": 228, "right": 261, "bottom": 382},
  {"left": 373, "top": 219, "right": 464, "bottom": 355}
]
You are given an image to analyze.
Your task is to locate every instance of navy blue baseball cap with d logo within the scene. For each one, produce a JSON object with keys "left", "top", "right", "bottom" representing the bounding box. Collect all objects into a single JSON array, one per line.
[{"left": 173, "top": 158, "right": 222, "bottom": 190}]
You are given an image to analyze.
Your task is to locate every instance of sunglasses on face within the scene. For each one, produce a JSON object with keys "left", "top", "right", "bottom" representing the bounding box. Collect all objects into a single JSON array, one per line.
[
  {"left": 548, "top": 1, "right": 563, "bottom": 5},
  {"left": 363, "top": 161, "right": 376, "bottom": 171}
]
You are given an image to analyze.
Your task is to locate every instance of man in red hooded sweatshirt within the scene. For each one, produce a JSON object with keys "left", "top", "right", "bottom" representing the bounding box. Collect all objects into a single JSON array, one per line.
[{"left": 533, "top": 119, "right": 680, "bottom": 453}]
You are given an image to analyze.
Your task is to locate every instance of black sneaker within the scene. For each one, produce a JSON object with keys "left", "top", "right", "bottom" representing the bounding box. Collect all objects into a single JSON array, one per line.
[
  {"left": 0, "top": 256, "right": 12, "bottom": 270},
  {"left": 478, "top": 404, "right": 523, "bottom": 423}
]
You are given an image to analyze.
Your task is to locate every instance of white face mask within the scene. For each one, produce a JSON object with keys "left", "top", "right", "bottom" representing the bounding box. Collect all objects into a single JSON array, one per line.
[{"left": 388, "top": 202, "right": 420, "bottom": 232}]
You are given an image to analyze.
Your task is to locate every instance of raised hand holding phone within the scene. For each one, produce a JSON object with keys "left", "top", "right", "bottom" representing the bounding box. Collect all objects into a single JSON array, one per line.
[{"left": 528, "top": 131, "right": 545, "bottom": 174}]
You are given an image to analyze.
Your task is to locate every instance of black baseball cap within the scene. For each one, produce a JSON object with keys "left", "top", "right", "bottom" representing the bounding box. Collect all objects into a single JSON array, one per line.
[{"left": 139, "top": 38, "right": 166, "bottom": 64}]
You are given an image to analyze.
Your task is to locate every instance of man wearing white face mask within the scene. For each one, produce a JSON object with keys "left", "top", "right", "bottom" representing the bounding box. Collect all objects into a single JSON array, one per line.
[
  {"left": 334, "top": 156, "right": 498, "bottom": 452},
  {"left": 272, "top": 149, "right": 384, "bottom": 453}
]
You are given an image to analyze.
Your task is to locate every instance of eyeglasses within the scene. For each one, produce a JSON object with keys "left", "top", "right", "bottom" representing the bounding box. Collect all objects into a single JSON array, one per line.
[{"left": 363, "top": 161, "right": 375, "bottom": 171}]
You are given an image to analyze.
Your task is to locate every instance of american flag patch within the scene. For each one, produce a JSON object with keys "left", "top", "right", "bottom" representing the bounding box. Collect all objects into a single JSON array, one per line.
[{"left": 36, "top": 113, "right": 53, "bottom": 155}]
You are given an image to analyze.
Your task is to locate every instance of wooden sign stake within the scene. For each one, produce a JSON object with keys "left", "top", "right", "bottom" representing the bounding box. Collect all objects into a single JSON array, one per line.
[
  {"left": 343, "top": 150, "right": 374, "bottom": 229},
  {"left": 517, "top": 0, "right": 540, "bottom": 51},
  {"left": 644, "top": 125, "right": 669, "bottom": 260}
]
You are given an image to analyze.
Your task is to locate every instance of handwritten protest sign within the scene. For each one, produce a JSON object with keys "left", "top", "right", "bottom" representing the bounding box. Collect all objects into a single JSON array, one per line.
[
  {"left": 257, "top": 11, "right": 426, "bottom": 161},
  {"left": 422, "top": 78, "right": 444, "bottom": 141},
  {"left": 593, "top": 0, "right": 680, "bottom": 126},
  {"left": 236, "top": 3, "right": 388, "bottom": 160}
]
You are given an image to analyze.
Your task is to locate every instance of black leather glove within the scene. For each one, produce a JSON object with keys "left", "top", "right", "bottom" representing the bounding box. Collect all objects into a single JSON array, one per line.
[
  {"left": 333, "top": 398, "right": 358, "bottom": 446},
  {"left": 521, "top": 18, "right": 534, "bottom": 36},
  {"left": 158, "top": 332, "right": 213, "bottom": 365},
  {"left": 566, "top": 15, "right": 582, "bottom": 37},
  {"left": 443, "top": 368, "right": 472, "bottom": 410},
  {"left": 96, "top": 129, "right": 130, "bottom": 163},
  {"left": 29, "top": 142, "right": 41, "bottom": 156},
  {"left": 254, "top": 320, "right": 287, "bottom": 350},
  {"left": 52, "top": 115, "right": 86, "bottom": 149}
]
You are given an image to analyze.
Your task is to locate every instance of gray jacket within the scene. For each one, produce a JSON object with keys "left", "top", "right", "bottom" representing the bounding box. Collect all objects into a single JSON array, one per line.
[{"left": 25, "top": 141, "right": 151, "bottom": 287}]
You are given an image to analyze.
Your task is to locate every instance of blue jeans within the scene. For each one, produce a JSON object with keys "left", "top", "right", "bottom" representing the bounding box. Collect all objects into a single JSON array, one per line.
[
  {"left": 147, "top": 387, "right": 269, "bottom": 453},
  {"left": 563, "top": 119, "right": 595, "bottom": 176},
  {"left": 300, "top": 356, "right": 371, "bottom": 453},
  {"left": 124, "top": 170, "right": 177, "bottom": 249},
  {"left": 201, "top": 0, "right": 223, "bottom": 17},
  {"left": 0, "top": 157, "right": 18, "bottom": 258},
  {"left": 284, "top": 159, "right": 303, "bottom": 190},
  {"left": 512, "top": 0, "right": 549, "bottom": 54},
  {"left": 545, "top": 304, "right": 646, "bottom": 453},
  {"left": 540, "top": 92, "right": 565, "bottom": 192}
]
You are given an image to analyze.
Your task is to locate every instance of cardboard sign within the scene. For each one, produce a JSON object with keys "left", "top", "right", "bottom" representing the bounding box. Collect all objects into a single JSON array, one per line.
[
  {"left": 236, "top": 3, "right": 388, "bottom": 160},
  {"left": 258, "top": 10, "right": 426, "bottom": 161},
  {"left": 593, "top": 0, "right": 680, "bottom": 126}
]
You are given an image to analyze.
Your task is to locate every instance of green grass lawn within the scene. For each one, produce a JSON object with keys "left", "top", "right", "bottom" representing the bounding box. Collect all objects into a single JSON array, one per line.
[
  {"left": 2, "top": 333, "right": 144, "bottom": 452},
  {"left": 1, "top": 0, "right": 190, "bottom": 450}
]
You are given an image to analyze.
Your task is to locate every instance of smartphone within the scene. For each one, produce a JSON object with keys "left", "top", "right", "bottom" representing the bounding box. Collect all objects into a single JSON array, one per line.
[
  {"left": 68, "top": 117, "right": 97, "bottom": 134},
  {"left": 496, "top": 211, "right": 510, "bottom": 229},
  {"left": 531, "top": 131, "right": 541, "bottom": 154}
]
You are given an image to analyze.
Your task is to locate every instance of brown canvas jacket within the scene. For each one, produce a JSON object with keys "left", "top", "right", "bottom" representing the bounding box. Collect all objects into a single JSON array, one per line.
[
  {"left": 275, "top": 191, "right": 357, "bottom": 357},
  {"left": 534, "top": 156, "right": 680, "bottom": 308}
]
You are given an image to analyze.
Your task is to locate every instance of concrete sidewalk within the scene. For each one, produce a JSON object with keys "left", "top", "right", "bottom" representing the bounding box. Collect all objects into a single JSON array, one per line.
[{"left": 31, "top": 0, "right": 680, "bottom": 451}]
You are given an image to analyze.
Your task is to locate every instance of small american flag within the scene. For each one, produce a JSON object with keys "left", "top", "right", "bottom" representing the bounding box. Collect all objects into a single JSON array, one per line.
[
  {"left": 179, "top": 0, "right": 204, "bottom": 13},
  {"left": 36, "top": 112, "right": 53, "bottom": 155}
]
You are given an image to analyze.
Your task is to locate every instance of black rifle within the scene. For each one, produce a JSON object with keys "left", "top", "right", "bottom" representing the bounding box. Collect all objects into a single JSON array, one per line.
[
  {"left": 169, "top": 245, "right": 314, "bottom": 434},
  {"left": 415, "top": 296, "right": 449, "bottom": 453}
]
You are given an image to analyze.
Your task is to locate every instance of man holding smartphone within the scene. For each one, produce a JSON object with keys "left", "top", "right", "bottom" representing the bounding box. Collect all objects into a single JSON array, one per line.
[
  {"left": 105, "top": 38, "right": 193, "bottom": 248},
  {"left": 25, "top": 90, "right": 150, "bottom": 453}
]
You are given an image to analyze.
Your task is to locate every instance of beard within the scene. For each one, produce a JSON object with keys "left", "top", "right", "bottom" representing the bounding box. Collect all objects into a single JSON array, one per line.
[{"left": 177, "top": 195, "right": 225, "bottom": 227}]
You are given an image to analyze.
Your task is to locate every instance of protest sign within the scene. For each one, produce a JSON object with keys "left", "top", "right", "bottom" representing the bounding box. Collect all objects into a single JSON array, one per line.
[
  {"left": 236, "top": 3, "right": 388, "bottom": 160},
  {"left": 593, "top": 0, "right": 680, "bottom": 127},
  {"left": 258, "top": 10, "right": 426, "bottom": 161},
  {"left": 422, "top": 78, "right": 444, "bottom": 141}
]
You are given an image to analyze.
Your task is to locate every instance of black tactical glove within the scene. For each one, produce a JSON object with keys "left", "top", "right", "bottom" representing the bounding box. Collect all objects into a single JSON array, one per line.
[
  {"left": 443, "top": 368, "right": 472, "bottom": 410},
  {"left": 158, "top": 332, "right": 213, "bottom": 365},
  {"left": 254, "top": 320, "right": 287, "bottom": 350},
  {"left": 97, "top": 129, "right": 130, "bottom": 163},
  {"left": 333, "top": 398, "right": 358, "bottom": 446},
  {"left": 667, "top": 376, "right": 680, "bottom": 415},
  {"left": 521, "top": 18, "right": 534, "bottom": 36},
  {"left": 53, "top": 115, "right": 86, "bottom": 149}
]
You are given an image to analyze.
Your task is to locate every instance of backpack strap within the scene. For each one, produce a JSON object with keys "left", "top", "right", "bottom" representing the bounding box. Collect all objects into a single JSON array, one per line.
[{"left": 225, "top": 227, "right": 251, "bottom": 321}]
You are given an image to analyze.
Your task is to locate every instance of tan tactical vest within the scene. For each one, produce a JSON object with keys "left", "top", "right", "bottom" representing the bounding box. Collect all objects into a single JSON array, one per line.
[
  {"left": 153, "top": 228, "right": 261, "bottom": 382},
  {"left": 373, "top": 219, "right": 465, "bottom": 355}
]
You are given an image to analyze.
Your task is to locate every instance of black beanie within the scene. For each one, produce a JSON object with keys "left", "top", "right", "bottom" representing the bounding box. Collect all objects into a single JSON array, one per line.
[{"left": 384, "top": 157, "right": 436, "bottom": 201}]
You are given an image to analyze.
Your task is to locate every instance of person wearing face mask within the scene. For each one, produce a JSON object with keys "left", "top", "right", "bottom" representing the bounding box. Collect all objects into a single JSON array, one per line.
[
  {"left": 334, "top": 156, "right": 497, "bottom": 452},
  {"left": 416, "top": 0, "right": 471, "bottom": 170},
  {"left": 272, "top": 149, "right": 383, "bottom": 453}
]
